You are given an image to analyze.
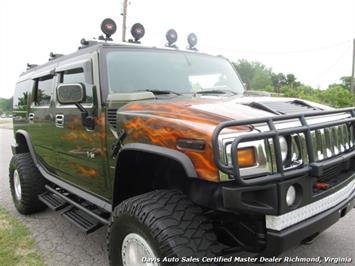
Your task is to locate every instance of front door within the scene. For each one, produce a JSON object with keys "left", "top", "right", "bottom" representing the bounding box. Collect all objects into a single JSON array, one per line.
[{"left": 53, "top": 57, "right": 108, "bottom": 199}]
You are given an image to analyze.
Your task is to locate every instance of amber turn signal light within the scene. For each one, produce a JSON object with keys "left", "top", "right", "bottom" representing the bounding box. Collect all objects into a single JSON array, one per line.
[{"left": 237, "top": 147, "right": 257, "bottom": 168}]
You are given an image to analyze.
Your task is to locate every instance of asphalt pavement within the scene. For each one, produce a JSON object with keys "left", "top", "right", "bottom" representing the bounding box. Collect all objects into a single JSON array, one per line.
[{"left": 0, "top": 118, "right": 354, "bottom": 266}]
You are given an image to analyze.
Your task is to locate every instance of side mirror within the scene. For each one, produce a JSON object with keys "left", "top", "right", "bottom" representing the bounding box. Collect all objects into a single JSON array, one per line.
[{"left": 57, "top": 83, "right": 86, "bottom": 104}]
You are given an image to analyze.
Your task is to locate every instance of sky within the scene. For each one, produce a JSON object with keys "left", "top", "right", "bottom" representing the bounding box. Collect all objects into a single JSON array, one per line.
[{"left": 0, "top": 0, "right": 354, "bottom": 99}]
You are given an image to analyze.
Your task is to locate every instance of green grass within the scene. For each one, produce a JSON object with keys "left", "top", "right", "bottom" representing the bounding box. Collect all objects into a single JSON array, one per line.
[{"left": 0, "top": 207, "right": 45, "bottom": 266}]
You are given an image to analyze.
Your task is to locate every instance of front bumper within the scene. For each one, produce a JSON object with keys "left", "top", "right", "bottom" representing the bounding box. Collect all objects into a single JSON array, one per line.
[
  {"left": 262, "top": 185, "right": 355, "bottom": 256},
  {"left": 266, "top": 178, "right": 355, "bottom": 231}
]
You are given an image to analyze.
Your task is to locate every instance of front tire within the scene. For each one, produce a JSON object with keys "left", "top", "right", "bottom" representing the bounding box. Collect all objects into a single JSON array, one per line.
[
  {"left": 107, "top": 190, "right": 221, "bottom": 266},
  {"left": 9, "top": 153, "right": 47, "bottom": 214}
]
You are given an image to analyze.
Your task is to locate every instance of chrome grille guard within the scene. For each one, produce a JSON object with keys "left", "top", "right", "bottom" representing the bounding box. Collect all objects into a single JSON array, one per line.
[{"left": 212, "top": 107, "right": 355, "bottom": 185}]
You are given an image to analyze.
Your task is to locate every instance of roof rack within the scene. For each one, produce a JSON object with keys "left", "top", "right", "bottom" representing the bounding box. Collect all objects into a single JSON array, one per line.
[
  {"left": 26, "top": 63, "right": 38, "bottom": 70},
  {"left": 49, "top": 52, "right": 64, "bottom": 61},
  {"left": 79, "top": 38, "right": 98, "bottom": 50}
]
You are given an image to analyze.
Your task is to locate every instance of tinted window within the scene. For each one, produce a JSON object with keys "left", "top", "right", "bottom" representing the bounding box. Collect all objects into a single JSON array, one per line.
[
  {"left": 14, "top": 80, "right": 32, "bottom": 110},
  {"left": 35, "top": 76, "right": 53, "bottom": 106},
  {"left": 61, "top": 68, "right": 93, "bottom": 103}
]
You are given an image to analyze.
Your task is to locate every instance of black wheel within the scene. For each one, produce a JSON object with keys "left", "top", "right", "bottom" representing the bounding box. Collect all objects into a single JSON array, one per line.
[
  {"left": 9, "top": 153, "right": 47, "bottom": 214},
  {"left": 107, "top": 190, "right": 222, "bottom": 266}
]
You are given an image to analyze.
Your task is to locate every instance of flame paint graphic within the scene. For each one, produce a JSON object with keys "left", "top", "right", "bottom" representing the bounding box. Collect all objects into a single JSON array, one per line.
[
  {"left": 69, "top": 163, "right": 98, "bottom": 177},
  {"left": 120, "top": 100, "right": 248, "bottom": 182},
  {"left": 77, "top": 165, "right": 98, "bottom": 177},
  {"left": 61, "top": 113, "right": 107, "bottom": 178}
]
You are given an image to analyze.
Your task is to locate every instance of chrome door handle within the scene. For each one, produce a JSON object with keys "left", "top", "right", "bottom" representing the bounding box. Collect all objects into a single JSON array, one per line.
[
  {"left": 28, "top": 113, "right": 35, "bottom": 122},
  {"left": 55, "top": 114, "right": 64, "bottom": 128}
]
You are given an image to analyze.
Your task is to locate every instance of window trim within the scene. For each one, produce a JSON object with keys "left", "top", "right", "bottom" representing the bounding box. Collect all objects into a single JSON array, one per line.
[
  {"left": 33, "top": 75, "right": 55, "bottom": 107},
  {"left": 13, "top": 79, "right": 33, "bottom": 109},
  {"left": 55, "top": 59, "right": 93, "bottom": 84},
  {"left": 56, "top": 67, "right": 94, "bottom": 107}
]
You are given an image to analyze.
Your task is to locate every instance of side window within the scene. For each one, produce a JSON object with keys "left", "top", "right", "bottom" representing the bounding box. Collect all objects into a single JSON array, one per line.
[
  {"left": 13, "top": 80, "right": 33, "bottom": 110},
  {"left": 35, "top": 76, "right": 53, "bottom": 106},
  {"left": 60, "top": 68, "right": 93, "bottom": 104}
]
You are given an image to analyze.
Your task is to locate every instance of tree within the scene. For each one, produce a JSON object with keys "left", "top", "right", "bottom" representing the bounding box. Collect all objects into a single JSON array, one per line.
[
  {"left": 232, "top": 58, "right": 354, "bottom": 108},
  {"left": 0, "top": 97, "right": 13, "bottom": 113},
  {"left": 339, "top": 76, "right": 352, "bottom": 91},
  {"left": 233, "top": 60, "right": 273, "bottom": 91},
  {"left": 285, "top": 74, "right": 301, "bottom": 88},
  {"left": 320, "top": 86, "right": 354, "bottom": 107},
  {"left": 271, "top": 73, "right": 287, "bottom": 93}
]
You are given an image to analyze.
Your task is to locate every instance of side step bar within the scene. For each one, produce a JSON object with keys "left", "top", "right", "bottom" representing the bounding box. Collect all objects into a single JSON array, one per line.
[
  {"left": 62, "top": 206, "right": 103, "bottom": 234},
  {"left": 39, "top": 185, "right": 110, "bottom": 234},
  {"left": 39, "top": 192, "right": 69, "bottom": 211}
]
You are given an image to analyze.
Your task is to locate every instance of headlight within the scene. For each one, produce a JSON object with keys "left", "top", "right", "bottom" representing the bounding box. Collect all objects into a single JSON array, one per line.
[
  {"left": 220, "top": 131, "right": 307, "bottom": 182},
  {"left": 279, "top": 136, "right": 288, "bottom": 162},
  {"left": 270, "top": 134, "right": 305, "bottom": 170}
]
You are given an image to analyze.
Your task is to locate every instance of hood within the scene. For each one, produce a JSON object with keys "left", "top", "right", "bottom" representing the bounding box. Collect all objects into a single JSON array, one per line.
[{"left": 119, "top": 96, "right": 328, "bottom": 125}]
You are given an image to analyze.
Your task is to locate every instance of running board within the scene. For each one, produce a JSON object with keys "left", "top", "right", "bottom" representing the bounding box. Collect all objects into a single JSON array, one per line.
[
  {"left": 61, "top": 206, "right": 103, "bottom": 233},
  {"left": 39, "top": 185, "right": 110, "bottom": 234},
  {"left": 39, "top": 191, "right": 69, "bottom": 211}
]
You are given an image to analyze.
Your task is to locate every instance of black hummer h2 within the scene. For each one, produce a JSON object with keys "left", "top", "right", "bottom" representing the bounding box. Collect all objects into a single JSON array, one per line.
[{"left": 10, "top": 19, "right": 355, "bottom": 265}]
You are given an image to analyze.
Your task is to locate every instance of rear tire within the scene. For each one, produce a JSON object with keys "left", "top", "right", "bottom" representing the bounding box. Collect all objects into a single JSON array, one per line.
[
  {"left": 9, "top": 153, "right": 47, "bottom": 214},
  {"left": 107, "top": 190, "right": 222, "bottom": 266}
]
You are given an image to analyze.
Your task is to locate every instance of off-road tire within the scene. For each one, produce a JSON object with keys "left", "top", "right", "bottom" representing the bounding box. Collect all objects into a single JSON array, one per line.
[
  {"left": 107, "top": 190, "right": 222, "bottom": 266},
  {"left": 9, "top": 153, "right": 47, "bottom": 214}
]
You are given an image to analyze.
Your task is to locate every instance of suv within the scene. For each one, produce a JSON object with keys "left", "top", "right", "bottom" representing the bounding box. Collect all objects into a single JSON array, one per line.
[{"left": 10, "top": 19, "right": 355, "bottom": 265}]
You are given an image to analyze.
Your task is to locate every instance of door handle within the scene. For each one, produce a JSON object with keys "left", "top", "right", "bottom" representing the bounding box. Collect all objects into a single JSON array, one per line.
[
  {"left": 28, "top": 113, "right": 35, "bottom": 122},
  {"left": 55, "top": 114, "right": 64, "bottom": 128}
]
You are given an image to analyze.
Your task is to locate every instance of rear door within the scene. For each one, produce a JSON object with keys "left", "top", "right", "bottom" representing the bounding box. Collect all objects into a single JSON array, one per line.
[
  {"left": 53, "top": 56, "right": 108, "bottom": 198},
  {"left": 28, "top": 72, "right": 58, "bottom": 171}
]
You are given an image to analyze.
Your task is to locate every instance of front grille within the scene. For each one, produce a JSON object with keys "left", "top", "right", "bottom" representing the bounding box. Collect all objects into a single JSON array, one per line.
[
  {"left": 320, "top": 164, "right": 342, "bottom": 182},
  {"left": 107, "top": 108, "right": 117, "bottom": 129},
  {"left": 311, "top": 124, "right": 354, "bottom": 161}
]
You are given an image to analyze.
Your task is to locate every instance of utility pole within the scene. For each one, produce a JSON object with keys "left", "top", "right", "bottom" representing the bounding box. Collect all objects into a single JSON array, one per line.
[
  {"left": 121, "top": 0, "right": 129, "bottom": 42},
  {"left": 351, "top": 38, "right": 355, "bottom": 94}
]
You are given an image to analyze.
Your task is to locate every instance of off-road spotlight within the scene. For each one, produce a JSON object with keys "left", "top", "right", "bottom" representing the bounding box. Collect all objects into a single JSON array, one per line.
[
  {"left": 166, "top": 29, "right": 178, "bottom": 47},
  {"left": 130, "top": 23, "right": 145, "bottom": 43},
  {"left": 100, "top": 18, "right": 117, "bottom": 40},
  {"left": 187, "top": 33, "right": 198, "bottom": 50}
]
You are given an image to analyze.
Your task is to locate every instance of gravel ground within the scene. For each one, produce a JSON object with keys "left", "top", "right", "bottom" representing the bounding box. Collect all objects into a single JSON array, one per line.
[{"left": 0, "top": 119, "right": 354, "bottom": 266}]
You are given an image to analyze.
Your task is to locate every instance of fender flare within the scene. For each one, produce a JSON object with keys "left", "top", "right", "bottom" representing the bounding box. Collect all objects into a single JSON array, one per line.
[
  {"left": 14, "top": 130, "right": 38, "bottom": 164},
  {"left": 117, "top": 143, "right": 198, "bottom": 178}
]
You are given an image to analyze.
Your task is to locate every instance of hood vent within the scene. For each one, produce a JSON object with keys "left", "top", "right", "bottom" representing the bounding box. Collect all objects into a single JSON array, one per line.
[
  {"left": 247, "top": 100, "right": 321, "bottom": 115},
  {"left": 107, "top": 108, "right": 118, "bottom": 129}
]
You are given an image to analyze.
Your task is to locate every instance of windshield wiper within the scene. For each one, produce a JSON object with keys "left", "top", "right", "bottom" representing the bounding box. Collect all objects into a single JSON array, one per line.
[
  {"left": 143, "top": 89, "right": 182, "bottom": 96},
  {"left": 195, "top": 89, "right": 238, "bottom": 95}
]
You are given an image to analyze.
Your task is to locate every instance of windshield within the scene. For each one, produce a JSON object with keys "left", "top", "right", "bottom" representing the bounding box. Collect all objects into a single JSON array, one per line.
[{"left": 105, "top": 49, "right": 244, "bottom": 95}]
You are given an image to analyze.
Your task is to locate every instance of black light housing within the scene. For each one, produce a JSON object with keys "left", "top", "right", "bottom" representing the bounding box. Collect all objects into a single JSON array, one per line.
[
  {"left": 187, "top": 33, "right": 198, "bottom": 50},
  {"left": 130, "top": 23, "right": 145, "bottom": 43},
  {"left": 166, "top": 29, "right": 178, "bottom": 47},
  {"left": 100, "top": 18, "right": 117, "bottom": 40}
]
